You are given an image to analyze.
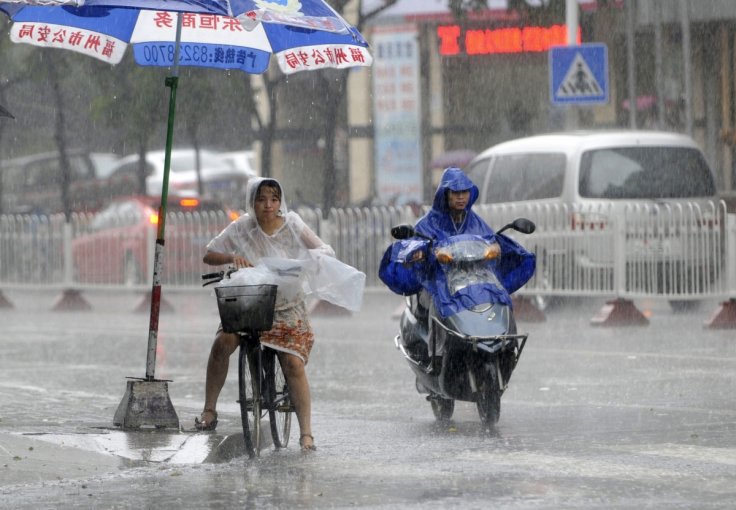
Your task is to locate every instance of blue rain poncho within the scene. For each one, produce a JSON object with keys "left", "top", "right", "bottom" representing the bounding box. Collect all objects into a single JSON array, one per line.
[{"left": 379, "top": 167, "right": 536, "bottom": 318}]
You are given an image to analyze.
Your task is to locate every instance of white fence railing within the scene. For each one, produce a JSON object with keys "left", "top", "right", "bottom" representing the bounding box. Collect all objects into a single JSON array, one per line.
[
  {"left": 475, "top": 200, "right": 733, "bottom": 303},
  {"left": 1, "top": 202, "right": 734, "bottom": 303}
]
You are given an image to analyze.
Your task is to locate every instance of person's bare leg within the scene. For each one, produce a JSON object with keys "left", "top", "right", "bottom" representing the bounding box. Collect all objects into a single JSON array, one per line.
[
  {"left": 278, "top": 352, "right": 313, "bottom": 449},
  {"left": 200, "top": 331, "right": 239, "bottom": 426}
]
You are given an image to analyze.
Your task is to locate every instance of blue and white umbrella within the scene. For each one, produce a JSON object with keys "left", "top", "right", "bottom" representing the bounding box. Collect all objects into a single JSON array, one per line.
[{"left": 0, "top": 0, "right": 373, "bottom": 74}]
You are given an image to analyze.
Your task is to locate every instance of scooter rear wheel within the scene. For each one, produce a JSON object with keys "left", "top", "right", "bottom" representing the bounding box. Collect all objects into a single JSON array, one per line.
[{"left": 429, "top": 396, "right": 454, "bottom": 422}]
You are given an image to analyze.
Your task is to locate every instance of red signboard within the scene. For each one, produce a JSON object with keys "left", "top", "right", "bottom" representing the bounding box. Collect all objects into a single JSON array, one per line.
[{"left": 437, "top": 24, "right": 581, "bottom": 56}]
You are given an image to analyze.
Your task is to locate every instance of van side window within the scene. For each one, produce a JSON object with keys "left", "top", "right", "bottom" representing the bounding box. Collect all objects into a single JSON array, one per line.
[
  {"left": 483, "top": 153, "right": 565, "bottom": 204},
  {"left": 579, "top": 147, "right": 716, "bottom": 199}
]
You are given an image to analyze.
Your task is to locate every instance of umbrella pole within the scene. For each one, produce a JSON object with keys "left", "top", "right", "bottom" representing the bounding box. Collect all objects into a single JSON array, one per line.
[{"left": 113, "top": 14, "right": 183, "bottom": 430}]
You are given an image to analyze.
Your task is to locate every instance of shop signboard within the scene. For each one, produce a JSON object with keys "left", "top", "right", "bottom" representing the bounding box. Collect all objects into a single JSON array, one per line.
[
  {"left": 371, "top": 24, "right": 422, "bottom": 205},
  {"left": 549, "top": 43, "right": 609, "bottom": 105}
]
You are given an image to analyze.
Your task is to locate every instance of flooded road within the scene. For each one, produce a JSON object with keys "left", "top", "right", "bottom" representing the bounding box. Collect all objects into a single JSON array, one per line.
[{"left": 1, "top": 288, "right": 735, "bottom": 508}]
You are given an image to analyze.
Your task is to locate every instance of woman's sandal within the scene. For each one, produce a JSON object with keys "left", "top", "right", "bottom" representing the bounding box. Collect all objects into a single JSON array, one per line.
[
  {"left": 299, "top": 434, "right": 316, "bottom": 452},
  {"left": 194, "top": 409, "right": 218, "bottom": 431}
]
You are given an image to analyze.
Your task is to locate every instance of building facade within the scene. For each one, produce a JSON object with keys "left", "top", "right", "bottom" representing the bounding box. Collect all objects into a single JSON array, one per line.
[{"left": 347, "top": 0, "right": 736, "bottom": 209}]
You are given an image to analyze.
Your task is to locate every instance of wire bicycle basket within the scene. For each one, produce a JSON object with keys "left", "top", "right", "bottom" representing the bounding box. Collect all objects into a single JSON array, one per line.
[{"left": 215, "top": 284, "right": 278, "bottom": 333}]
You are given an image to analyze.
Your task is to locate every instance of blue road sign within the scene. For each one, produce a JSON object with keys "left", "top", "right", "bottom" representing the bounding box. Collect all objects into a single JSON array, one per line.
[{"left": 550, "top": 43, "right": 608, "bottom": 105}]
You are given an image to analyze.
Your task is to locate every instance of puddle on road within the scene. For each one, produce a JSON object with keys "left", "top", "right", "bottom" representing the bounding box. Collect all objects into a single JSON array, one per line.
[{"left": 19, "top": 427, "right": 265, "bottom": 464}]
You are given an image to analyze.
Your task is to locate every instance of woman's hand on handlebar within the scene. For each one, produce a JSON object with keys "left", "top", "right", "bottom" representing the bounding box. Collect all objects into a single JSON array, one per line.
[{"left": 232, "top": 255, "right": 252, "bottom": 269}]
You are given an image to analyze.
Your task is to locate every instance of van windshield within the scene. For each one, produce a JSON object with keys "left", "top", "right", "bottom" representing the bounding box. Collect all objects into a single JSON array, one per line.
[
  {"left": 579, "top": 147, "right": 716, "bottom": 199},
  {"left": 483, "top": 153, "right": 566, "bottom": 203}
]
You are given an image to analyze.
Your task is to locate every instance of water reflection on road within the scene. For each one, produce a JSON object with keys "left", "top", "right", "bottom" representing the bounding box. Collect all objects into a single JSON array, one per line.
[{"left": 1, "top": 290, "right": 735, "bottom": 508}]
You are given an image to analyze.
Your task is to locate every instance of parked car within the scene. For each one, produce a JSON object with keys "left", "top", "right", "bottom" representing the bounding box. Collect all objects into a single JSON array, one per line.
[
  {"left": 0, "top": 149, "right": 121, "bottom": 214},
  {"left": 105, "top": 148, "right": 254, "bottom": 208},
  {"left": 466, "top": 130, "right": 720, "bottom": 309},
  {"left": 219, "top": 150, "right": 259, "bottom": 178},
  {"left": 89, "top": 152, "right": 122, "bottom": 179},
  {"left": 72, "top": 195, "right": 238, "bottom": 286}
]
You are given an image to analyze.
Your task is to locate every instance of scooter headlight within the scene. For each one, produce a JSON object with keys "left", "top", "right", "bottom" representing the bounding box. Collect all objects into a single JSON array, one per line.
[
  {"left": 435, "top": 248, "right": 453, "bottom": 264},
  {"left": 484, "top": 243, "right": 501, "bottom": 260}
]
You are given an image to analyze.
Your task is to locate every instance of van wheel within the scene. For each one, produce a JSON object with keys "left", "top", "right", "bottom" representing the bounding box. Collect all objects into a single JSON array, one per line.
[{"left": 123, "top": 254, "right": 143, "bottom": 286}]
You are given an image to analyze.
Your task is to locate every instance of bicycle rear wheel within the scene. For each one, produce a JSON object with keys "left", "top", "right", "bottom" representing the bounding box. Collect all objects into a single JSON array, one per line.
[
  {"left": 238, "top": 340, "right": 262, "bottom": 457},
  {"left": 265, "top": 350, "right": 292, "bottom": 448}
]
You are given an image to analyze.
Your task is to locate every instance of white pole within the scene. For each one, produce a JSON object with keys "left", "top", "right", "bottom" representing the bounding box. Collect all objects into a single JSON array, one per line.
[
  {"left": 626, "top": 0, "right": 637, "bottom": 129},
  {"left": 679, "top": 0, "right": 693, "bottom": 136},
  {"left": 727, "top": 214, "right": 736, "bottom": 296},
  {"left": 654, "top": 0, "right": 665, "bottom": 129},
  {"left": 566, "top": 0, "right": 578, "bottom": 45},
  {"left": 63, "top": 222, "right": 73, "bottom": 286},
  {"left": 566, "top": 0, "right": 579, "bottom": 130}
]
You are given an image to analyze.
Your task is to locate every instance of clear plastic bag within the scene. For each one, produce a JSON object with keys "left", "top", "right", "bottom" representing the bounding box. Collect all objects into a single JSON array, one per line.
[
  {"left": 217, "top": 253, "right": 365, "bottom": 312},
  {"left": 217, "top": 258, "right": 313, "bottom": 309},
  {"left": 305, "top": 250, "right": 366, "bottom": 312}
]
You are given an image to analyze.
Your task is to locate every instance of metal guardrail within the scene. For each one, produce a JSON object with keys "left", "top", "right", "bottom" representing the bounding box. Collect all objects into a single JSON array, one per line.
[
  {"left": 1, "top": 202, "right": 734, "bottom": 304},
  {"left": 475, "top": 200, "right": 734, "bottom": 303}
]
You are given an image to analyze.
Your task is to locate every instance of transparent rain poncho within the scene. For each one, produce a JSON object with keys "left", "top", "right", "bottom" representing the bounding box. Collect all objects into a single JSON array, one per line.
[{"left": 208, "top": 177, "right": 365, "bottom": 311}]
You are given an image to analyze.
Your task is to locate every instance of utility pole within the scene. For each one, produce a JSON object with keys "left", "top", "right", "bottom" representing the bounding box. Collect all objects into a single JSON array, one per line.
[
  {"left": 679, "top": 0, "right": 693, "bottom": 136},
  {"left": 566, "top": 0, "right": 579, "bottom": 130},
  {"left": 626, "top": 0, "right": 637, "bottom": 129}
]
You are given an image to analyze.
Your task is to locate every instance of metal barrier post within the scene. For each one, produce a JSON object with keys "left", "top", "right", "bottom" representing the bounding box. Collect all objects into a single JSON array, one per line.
[
  {"left": 704, "top": 213, "right": 736, "bottom": 328},
  {"left": 590, "top": 212, "right": 648, "bottom": 326},
  {"left": 51, "top": 221, "right": 91, "bottom": 311},
  {"left": 727, "top": 214, "right": 736, "bottom": 294}
]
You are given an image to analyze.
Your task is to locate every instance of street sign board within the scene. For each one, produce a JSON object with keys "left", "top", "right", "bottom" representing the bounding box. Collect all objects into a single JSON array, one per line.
[{"left": 550, "top": 43, "right": 608, "bottom": 105}]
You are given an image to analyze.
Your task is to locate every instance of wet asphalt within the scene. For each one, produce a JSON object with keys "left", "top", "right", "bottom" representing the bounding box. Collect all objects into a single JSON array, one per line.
[{"left": 1, "top": 287, "right": 735, "bottom": 509}]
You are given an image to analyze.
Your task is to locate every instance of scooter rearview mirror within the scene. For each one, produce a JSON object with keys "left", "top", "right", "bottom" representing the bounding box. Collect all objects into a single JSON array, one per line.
[
  {"left": 512, "top": 218, "right": 536, "bottom": 234},
  {"left": 391, "top": 224, "right": 415, "bottom": 240},
  {"left": 497, "top": 217, "right": 536, "bottom": 235}
]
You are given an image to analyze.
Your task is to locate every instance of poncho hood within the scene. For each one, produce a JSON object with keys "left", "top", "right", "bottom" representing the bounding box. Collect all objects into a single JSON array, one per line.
[
  {"left": 245, "top": 177, "right": 288, "bottom": 218},
  {"left": 431, "top": 167, "right": 479, "bottom": 212},
  {"left": 416, "top": 168, "right": 486, "bottom": 240}
]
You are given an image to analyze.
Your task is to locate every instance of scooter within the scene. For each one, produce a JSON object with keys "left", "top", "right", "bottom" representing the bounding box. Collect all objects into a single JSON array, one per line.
[{"left": 389, "top": 218, "right": 536, "bottom": 425}]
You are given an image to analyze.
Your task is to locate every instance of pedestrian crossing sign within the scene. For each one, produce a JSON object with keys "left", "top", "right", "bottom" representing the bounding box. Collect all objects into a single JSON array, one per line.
[{"left": 550, "top": 43, "right": 608, "bottom": 105}]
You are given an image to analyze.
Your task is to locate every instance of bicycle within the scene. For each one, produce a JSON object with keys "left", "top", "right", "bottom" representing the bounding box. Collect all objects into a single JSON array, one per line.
[{"left": 202, "top": 268, "right": 294, "bottom": 458}]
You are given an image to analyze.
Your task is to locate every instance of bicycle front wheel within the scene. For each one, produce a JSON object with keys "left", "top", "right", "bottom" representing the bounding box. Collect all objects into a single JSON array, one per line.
[
  {"left": 238, "top": 342, "right": 262, "bottom": 458},
  {"left": 265, "top": 351, "right": 292, "bottom": 448}
]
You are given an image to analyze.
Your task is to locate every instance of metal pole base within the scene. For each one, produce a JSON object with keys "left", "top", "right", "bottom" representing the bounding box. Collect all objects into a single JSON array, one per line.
[
  {"left": 113, "top": 379, "right": 179, "bottom": 430},
  {"left": 704, "top": 299, "right": 736, "bottom": 329},
  {"left": 511, "top": 295, "right": 547, "bottom": 323},
  {"left": 51, "top": 289, "right": 92, "bottom": 311},
  {"left": 590, "top": 298, "right": 649, "bottom": 327},
  {"left": 0, "top": 290, "right": 13, "bottom": 309}
]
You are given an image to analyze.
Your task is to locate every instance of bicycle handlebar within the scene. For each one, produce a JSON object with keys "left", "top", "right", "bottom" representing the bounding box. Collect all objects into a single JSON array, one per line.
[{"left": 201, "top": 266, "right": 237, "bottom": 286}]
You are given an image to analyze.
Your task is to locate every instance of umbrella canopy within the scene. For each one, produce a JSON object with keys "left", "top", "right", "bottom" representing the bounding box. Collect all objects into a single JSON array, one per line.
[{"left": 0, "top": 1, "right": 372, "bottom": 74}]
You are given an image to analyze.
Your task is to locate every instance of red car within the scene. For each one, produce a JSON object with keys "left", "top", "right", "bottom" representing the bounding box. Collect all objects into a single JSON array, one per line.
[{"left": 73, "top": 195, "right": 239, "bottom": 286}]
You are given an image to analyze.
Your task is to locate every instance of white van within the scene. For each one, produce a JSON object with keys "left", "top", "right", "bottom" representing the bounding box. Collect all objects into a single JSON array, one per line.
[
  {"left": 465, "top": 130, "right": 721, "bottom": 309},
  {"left": 467, "top": 130, "right": 717, "bottom": 208}
]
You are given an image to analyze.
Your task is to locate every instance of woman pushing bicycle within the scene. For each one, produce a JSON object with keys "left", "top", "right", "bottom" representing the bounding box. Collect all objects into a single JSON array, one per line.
[{"left": 196, "top": 177, "right": 333, "bottom": 452}]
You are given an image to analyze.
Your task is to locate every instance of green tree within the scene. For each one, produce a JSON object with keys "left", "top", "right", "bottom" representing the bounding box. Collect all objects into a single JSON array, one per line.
[
  {"left": 0, "top": 21, "right": 24, "bottom": 214},
  {"left": 89, "top": 54, "right": 168, "bottom": 195},
  {"left": 305, "top": 0, "right": 399, "bottom": 214},
  {"left": 176, "top": 67, "right": 257, "bottom": 196}
]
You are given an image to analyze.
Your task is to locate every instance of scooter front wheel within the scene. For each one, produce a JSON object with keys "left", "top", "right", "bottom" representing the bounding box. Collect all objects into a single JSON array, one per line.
[{"left": 476, "top": 365, "right": 501, "bottom": 426}]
